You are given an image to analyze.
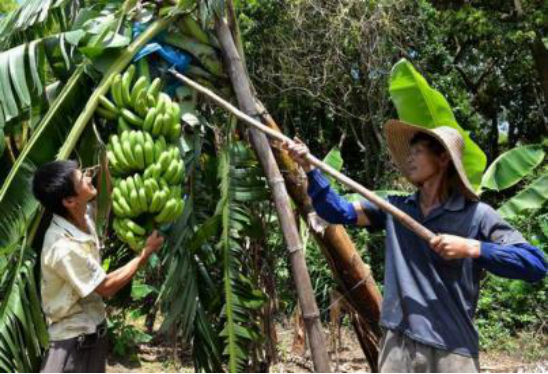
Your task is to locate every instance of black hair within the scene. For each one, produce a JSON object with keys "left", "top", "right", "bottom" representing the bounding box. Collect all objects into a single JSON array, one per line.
[
  {"left": 410, "top": 132, "right": 446, "bottom": 155},
  {"left": 32, "top": 160, "right": 79, "bottom": 217}
]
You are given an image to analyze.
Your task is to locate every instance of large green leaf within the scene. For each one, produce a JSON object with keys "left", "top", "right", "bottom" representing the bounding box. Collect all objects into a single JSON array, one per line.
[
  {"left": 498, "top": 173, "right": 548, "bottom": 219},
  {"left": 0, "top": 0, "right": 76, "bottom": 50},
  {"left": 0, "top": 64, "right": 91, "bottom": 249},
  {"left": 480, "top": 145, "right": 545, "bottom": 192},
  {"left": 0, "top": 33, "right": 78, "bottom": 129},
  {"left": 389, "top": 58, "right": 487, "bottom": 190},
  {"left": 213, "top": 138, "right": 266, "bottom": 372},
  {"left": 0, "top": 247, "right": 48, "bottom": 373}
]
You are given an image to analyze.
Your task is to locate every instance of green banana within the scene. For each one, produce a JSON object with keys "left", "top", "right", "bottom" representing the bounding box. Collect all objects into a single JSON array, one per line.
[
  {"left": 121, "top": 65, "right": 135, "bottom": 107},
  {"left": 112, "top": 201, "right": 125, "bottom": 217},
  {"left": 151, "top": 113, "right": 164, "bottom": 137},
  {"left": 163, "top": 159, "right": 179, "bottom": 183},
  {"left": 118, "top": 117, "right": 132, "bottom": 133},
  {"left": 170, "top": 160, "right": 184, "bottom": 184},
  {"left": 149, "top": 179, "right": 160, "bottom": 193},
  {"left": 131, "top": 76, "right": 148, "bottom": 107},
  {"left": 147, "top": 78, "right": 162, "bottom": 100},
  {"left": 174, "top": 198, "right": 185, "bottom": 218},
  {"left": 135, "top": 90, "right": 149, "bottom": 117},
  {"left": 113, "top": 186, "right": 124, "bottom": 203},
  {"left": 144, "top": 179, "right": 155, "bottom": 201},
  {"left": 134, "top": 145, "right": 145, "bottom": 170},
  {"left": 96, "top": 107, "right": 117, "bottom": 121},
  {"left": 147, "top": 94, "right": 156, "bottom": 107},
  {"left": 143, "top": 138, "right": 155, "bottom": 166},
  {"left": 117, "top": 195, "right": 133, "bottom": 217},
  {"left": 143, "top": 164, "right": 154, "bottom": 180},
  {"left": 134, "top": 130, "right": 145, "bottom": 147},
  {"left": 133, "top": 173, "right": 144, "bottom": 191},
  {"left": 150, "top": 190, "right": 163, "bottom": 213},
  {"left": 143, "top": 108, "right": 157, "bottom": 132},
  {"left": 155, "top": 198, "right": 177, "bottom": 223},
  {"left": 122, "top": 138, "right": 138, "bottom": 169},
  {"left": 111, "top": 74, "right": 124, "bottom": 107},
  {"left": 118, "top": 179, "right": 130, "bottom": 199},
  {"left": 107, "top": 149, "right": 124, "bottom": 175},
  {"left": 111, "top": 135, "right": 131, "bottom": 169},
  {"left": 121, "top": 108, "right": 144, "bottom": 127},
  {"left": 137, "top": 187, "right": 148, "bottom": 212},
  {"left": 157, "top": 151, "right": 172, "bottom": 173},
  {"left": 154, "top": 137, "right": 167, "bottom": 162},
  {"left": 124, "top": 218, "right": 146, "bottom": 236},
  {"left": 129, "top": 189, "right": 140, "bottom": 214},
  {"left": 99, "top": 95, "right": 119, "bottom": 115},
  {"left": 152, "top": 163, "right": 162, "bottom": 179},
  {"left": 168, "top": 123, "right": 182, "bottom": 143}
]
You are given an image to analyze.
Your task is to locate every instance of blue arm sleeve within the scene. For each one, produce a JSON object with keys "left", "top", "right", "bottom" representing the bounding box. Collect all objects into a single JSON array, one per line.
[
  {"left": 476, "top": 242, "right": 547, "bottom": 283},
  {"left": 306, "top": 169, "right": 357, "bottom": 224},
  {"left": 474, "top": 203, "right": 547, "bottom": 282}
]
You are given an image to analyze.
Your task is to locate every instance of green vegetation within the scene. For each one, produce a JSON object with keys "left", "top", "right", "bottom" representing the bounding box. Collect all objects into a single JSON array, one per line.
[{"left": 0, "top": 0, "right": 546, "bottom": 372}]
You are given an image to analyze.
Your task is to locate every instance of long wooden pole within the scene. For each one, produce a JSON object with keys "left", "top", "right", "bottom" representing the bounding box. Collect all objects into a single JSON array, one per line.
[
  {"left": 214, "top": 17, "right": 332, "bottom": 372},
  {"left": 169, "top": 69, "right": 436, "bottom": 243}
]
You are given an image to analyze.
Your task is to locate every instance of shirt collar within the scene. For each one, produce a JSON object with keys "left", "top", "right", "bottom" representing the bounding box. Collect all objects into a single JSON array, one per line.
[
  {"left": 404, "top": 190, "right": 466, "bottom": 212},
  {"left": 52, "top": 214, "right": 96, "bottom": 243}
]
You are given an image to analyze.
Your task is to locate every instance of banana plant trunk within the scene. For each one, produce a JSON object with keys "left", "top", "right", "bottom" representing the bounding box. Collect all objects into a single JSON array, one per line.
[
  {"left": 256, "top": 105, "right": 383, "bottom": 371},
  {"left": 214, "top": 16, "right": 332, "bottom": 373}
]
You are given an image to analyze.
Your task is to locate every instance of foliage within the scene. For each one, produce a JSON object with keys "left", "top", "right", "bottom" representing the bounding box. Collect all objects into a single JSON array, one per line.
[
  {"left": 476, "top": 212, "right": 547, "bottom": 351},
  {"left": 481, "top": 145, "right": 545, "bottom": 192},
  {"left": 107, "top": 310, "right": 153, "bottom": 360},
  {"left": 0, "top": 241, "right": 48, "bottom": 372}
]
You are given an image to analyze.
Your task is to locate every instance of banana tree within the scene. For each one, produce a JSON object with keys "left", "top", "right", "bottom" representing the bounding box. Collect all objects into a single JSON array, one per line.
[{"left": 480, "top": 144, "right": 547, "bottom": 218}]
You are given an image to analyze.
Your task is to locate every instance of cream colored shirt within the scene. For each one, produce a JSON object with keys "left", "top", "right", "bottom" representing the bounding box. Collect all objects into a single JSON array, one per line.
[{"left": 40, "top": 210, "right": 107, "bottom": 341}]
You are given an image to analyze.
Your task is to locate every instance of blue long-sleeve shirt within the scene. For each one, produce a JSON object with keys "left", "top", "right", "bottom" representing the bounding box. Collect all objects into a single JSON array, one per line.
[{"left": 306, "top": 168, "right": 546, "bottom": 357}]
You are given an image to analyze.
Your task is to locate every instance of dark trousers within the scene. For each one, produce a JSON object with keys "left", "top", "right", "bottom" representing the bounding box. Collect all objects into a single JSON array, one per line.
[{"left": 40, "top": 325, "right": 108, "bottom": 373}]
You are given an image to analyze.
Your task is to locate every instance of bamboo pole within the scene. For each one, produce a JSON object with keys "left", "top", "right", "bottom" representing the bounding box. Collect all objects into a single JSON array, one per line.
[
  {"left": 255, "top": 104, "right": 383, "bottom": 370},
  {"left": 214, "top": 17, "right": 332, "bottom": 372},
  {"left": 169, "top": 69, "right": 436, "bottom": 243}
]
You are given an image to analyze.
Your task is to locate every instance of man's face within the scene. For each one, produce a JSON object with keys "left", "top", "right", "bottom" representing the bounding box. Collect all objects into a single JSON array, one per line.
[
  {"left": 406, "top": 142, "right": 449, "bottom": 185},
  {"left": 63, "top": 168, "right": 97, "bottom": 210}
]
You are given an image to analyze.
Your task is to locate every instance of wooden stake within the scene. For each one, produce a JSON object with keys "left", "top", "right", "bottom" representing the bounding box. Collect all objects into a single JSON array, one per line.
[
  {"left": 213, "top": 17, "right": 333, "bottom": 372},
  {"left": 169, "top": 69, "right": 436, "bottom": 243}
]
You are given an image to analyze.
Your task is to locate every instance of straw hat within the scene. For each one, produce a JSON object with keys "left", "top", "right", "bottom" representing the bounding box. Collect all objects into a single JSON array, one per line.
[{"left": 384, "top": 119, "right": 478, "bottom": 200}]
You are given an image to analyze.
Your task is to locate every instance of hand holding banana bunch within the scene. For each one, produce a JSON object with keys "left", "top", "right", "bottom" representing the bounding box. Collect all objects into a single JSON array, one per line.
[{"left": 96, "top": 64, "right": 186, "bottom": 251}]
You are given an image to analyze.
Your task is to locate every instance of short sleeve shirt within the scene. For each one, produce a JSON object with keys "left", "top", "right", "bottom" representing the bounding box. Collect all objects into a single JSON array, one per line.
[
  {"left": 40, "top": 210, "right": 107, "bottom": 341},
  {"left": 361, "top": 191, "right": 527, "bottom": 357}
]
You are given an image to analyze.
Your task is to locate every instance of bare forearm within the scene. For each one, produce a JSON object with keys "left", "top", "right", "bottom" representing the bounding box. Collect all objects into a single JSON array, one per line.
[{"left": 96, "top": 255, "right": 148, "bottom": 298}]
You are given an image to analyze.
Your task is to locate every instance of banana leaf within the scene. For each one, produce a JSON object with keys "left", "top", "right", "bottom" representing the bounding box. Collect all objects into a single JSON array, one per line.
[
  {"left": 389, "top": 58, "right": 487, "bottom": 191},
  {"left": 498, "top": 173, "right": 548, "bottom": 218},
  {"left": 0, "top": 65, "right": 92, "bottom": 249},
  {"left": 480, "top": 145, "right": 545, "bottom": 192}
]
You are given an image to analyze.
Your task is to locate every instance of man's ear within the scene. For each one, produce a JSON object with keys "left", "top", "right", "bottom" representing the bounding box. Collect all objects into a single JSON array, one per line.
[
  {"left": 439, "top": 151, "right": 451, "bottom": 169},
  {"left": 62, "top": 196, "right": 76, "bottom": 211}
]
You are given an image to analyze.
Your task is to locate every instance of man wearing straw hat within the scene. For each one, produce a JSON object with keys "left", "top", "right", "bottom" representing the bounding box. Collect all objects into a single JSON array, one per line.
[{"left": 286, "top": 120, "right": 546, "bottom": 373}]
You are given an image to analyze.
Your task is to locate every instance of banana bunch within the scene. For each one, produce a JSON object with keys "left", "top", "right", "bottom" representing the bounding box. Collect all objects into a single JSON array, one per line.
[
  {"left": 99, "top": 64, "right": 189, "bottom": 251},
  {"left": 96, "top": 65, "right": 183, "bottom": 143}
]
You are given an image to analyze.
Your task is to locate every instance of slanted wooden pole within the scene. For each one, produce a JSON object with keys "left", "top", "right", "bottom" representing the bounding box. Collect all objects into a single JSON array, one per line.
[
  {"left": 170, "top": 70, "right": 436, "bottom": 243},
  {"left": 213, "top": 17, "right": 332, "bottom": 372}
]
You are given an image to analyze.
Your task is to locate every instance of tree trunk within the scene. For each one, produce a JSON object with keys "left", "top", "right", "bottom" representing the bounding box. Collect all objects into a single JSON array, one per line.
[
  {"left": 256, "top": 106, "right": 383, "bottom": 369},
  {"left": 531, "top": 36, "right": 548, "bottom": 115},
  {"left": 215, "top": 17, "right": 332, "bottom": 373}
]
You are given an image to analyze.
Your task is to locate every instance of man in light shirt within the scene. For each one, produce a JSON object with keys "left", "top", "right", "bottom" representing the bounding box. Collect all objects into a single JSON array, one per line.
[{"left": 33, "top": 160, "right": 164, "bottom": 372}]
